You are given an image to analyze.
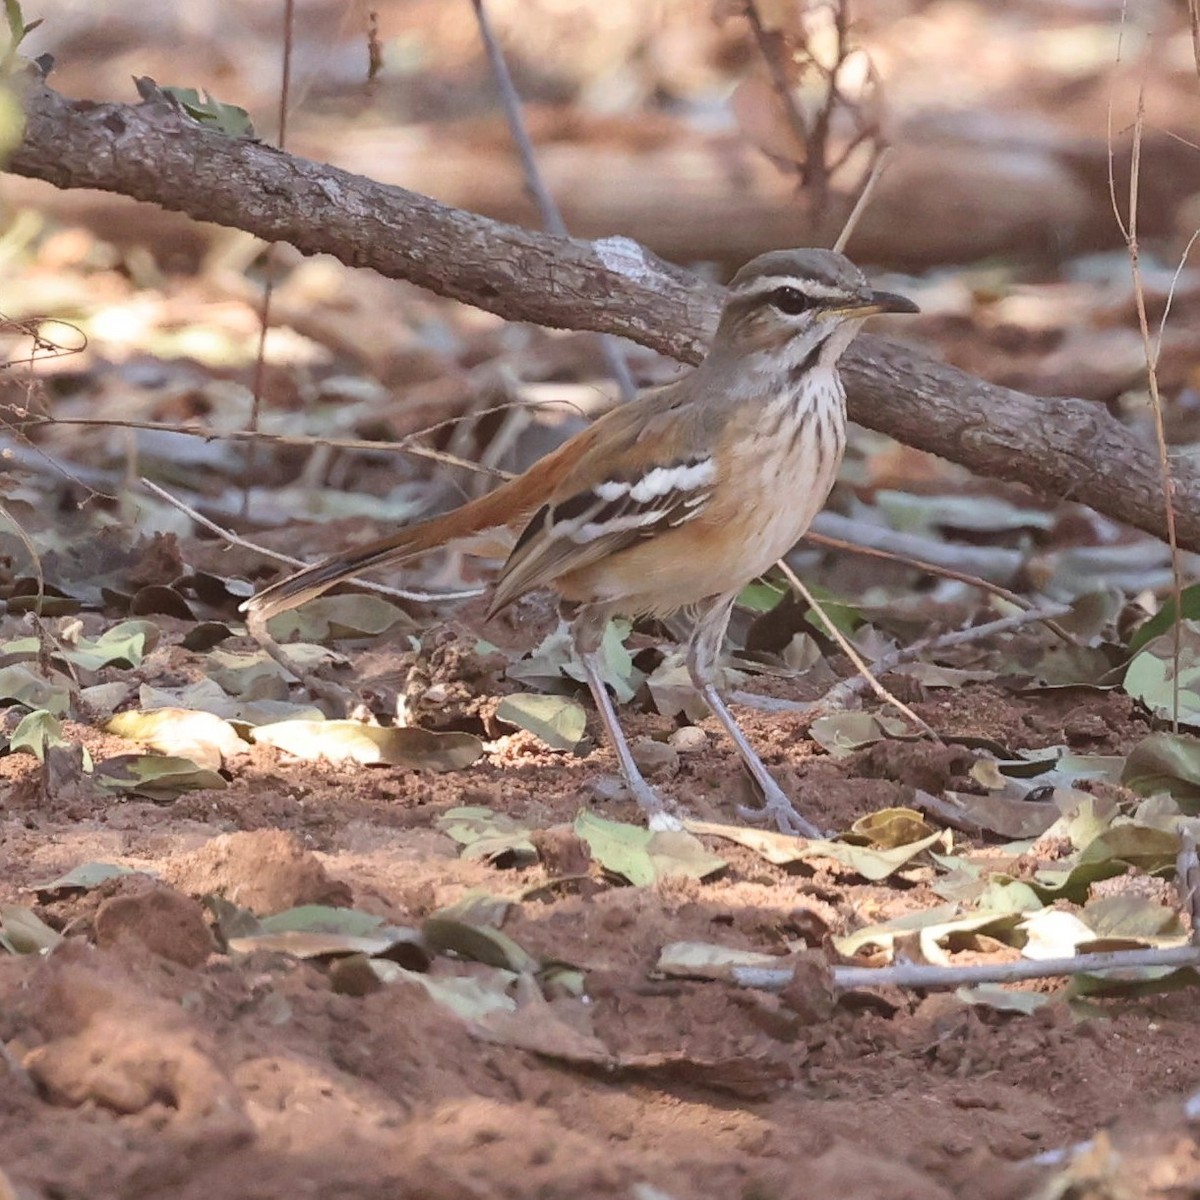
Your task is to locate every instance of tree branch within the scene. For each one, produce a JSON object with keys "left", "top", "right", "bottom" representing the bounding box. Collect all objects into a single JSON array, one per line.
[{"left": 10, "top": 78, "right": 1200, "bottom": 549}]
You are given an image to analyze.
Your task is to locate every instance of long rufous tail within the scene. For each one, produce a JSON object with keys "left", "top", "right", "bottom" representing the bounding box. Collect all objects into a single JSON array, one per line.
[{"left": 240, "top": 432, "right": 591, "bottom": 624}]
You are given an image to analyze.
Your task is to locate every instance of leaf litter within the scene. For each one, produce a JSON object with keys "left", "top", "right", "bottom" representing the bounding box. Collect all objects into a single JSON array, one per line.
[{"left": 6, "top": 4, "right": 1200, "bottom": 1190}]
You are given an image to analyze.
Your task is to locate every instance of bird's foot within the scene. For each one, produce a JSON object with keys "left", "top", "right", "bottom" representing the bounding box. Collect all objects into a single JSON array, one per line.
[
  {"left": 595, "top": 773, "right": 685, "bottom": 832},
  {"left": 737, "top": 780, "right": 823, "bottom": 839},
  {"left": 628, "top": 777, "right": 685, "bottom": 831}
]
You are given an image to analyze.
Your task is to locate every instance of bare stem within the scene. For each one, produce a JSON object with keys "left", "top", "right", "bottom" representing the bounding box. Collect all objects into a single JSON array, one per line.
[
  {"left": 776, "top": 560, "right": 939, "bottom": 739},
  {"left": 470, "top": 0, "right": 636, "bottom": 402},
  {"left": 726, "top": 944, "right": 1200, "bottom": 993}
]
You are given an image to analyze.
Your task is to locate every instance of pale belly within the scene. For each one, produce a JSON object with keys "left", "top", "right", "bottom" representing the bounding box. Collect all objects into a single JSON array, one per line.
[{"left": 717, "top": 402, "right": 844, "bottom": 582}]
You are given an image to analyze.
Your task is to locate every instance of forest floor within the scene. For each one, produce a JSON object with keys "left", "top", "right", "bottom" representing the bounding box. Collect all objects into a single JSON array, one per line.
[{"left": 3, "top": 0, "right": 1200, "bottom": 1196}]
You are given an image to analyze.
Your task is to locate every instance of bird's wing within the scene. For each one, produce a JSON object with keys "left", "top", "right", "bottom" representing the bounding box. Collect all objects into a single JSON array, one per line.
[{"left": 487, "top": 452, "right": 718, "bottom": 615}]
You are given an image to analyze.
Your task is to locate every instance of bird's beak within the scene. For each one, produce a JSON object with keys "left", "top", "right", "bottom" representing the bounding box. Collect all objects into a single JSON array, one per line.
[{"left": 840, "top": 289, "right": 920, "bottom": 317}]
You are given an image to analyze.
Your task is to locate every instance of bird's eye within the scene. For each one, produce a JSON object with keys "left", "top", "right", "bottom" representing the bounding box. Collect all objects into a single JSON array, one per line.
[{"left": 768, "top": 286, "right": 815, "bottom": 316}]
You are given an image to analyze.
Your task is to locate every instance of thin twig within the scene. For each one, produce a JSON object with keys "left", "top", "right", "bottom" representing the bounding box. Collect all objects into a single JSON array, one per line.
[
  {"left": 140, "top": 478, "right": 485, "bottom": 604},
  {"left": 470, "top": 0, "right": 636, "bottom": 403},
  {"left": 728, "top": 944, "right": 1200, "bottom": 994},
  {"left": 805, "top": 523, "right": 1073, "bottom": 643},
  {"left": 1189, "top": 0, "right": 1200, "bottom": 80},
  {"left": 776, "top": 560, "right": 940, "bottom": 739},
  {"left": 1105, "top": 15, "right": 1182, "bottom": 729},
  {"left": 1126, "top": 84, "right": 1183, "bottom": 732},
  {"left": 730, "top": 602, "right": 1070, "bottom": 716},
  {"left": 243, "top": 0, "right": 296, "bottom": 518},
  {"left": 744, "top": 0, "right": 812, "bottom": 160},
  {"left": 819, "top": 603, "right": 1071, "bottom": 709},
  {"left": 1177, "top": 828, "right": 1200, "bottom": 945},
  {"left": 833, "top": 146, "right": 891, "bottom": 254},
  {"left": 28, "top": 416, "right": 510, "bottom": 480}
]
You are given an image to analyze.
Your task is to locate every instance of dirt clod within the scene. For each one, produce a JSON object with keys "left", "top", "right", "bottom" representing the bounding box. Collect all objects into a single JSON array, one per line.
[
  {"left": 94, "top": 876, "right": 215, "bottom": 967},
  {"left": 162, "top": 829, "right": 351, "bottom": 914}
]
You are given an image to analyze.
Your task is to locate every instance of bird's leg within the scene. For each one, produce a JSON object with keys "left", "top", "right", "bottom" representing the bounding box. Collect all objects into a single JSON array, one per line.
[
  {"left": 571, "top": 608, "right": 677, "bottom": 827},
  {"left": 686, "top": 593, "right": 822, "bottom": 839}
]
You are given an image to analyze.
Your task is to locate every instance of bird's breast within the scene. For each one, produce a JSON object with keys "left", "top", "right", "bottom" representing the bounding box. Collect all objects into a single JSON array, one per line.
[{"left": 723, "top": 369, "right": 847, "bottom": 568}]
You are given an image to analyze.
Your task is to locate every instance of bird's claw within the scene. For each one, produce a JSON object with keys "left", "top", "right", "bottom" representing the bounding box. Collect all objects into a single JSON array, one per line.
[{"left": 737, "top": 799, "right": 822, "bottom": 840}]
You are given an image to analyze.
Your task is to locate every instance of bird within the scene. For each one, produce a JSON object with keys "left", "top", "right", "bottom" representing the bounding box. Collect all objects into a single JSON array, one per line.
[{"left": 242, "top": 248, "right": 918, "bottom": 838}]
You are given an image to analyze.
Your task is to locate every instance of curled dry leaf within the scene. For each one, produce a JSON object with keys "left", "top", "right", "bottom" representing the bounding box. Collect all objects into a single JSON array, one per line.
[
  {"left": 655, "top": 941, "right": 782, "bottom": 981},
  {"left": 94, "top": 754, "right": 227, "bottom": 801},
  {"left": 264, "top": 594, "right": 415, "bottom": 642},
  {"left": 106, "top": 707, "right": 246, "bottom": 771},
  {"left": 251, "top": 720, "right": 483, "bottom": 770}
]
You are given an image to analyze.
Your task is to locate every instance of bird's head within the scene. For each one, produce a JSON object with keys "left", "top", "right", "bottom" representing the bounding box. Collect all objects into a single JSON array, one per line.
[{"left": 711, "top": 247, "right": 918, "bottom": 374}]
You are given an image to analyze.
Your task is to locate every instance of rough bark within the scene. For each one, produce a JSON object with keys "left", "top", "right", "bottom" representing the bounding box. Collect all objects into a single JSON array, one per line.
[{"left": 8, "top": 78, "right": 1194, "bottom": 549}]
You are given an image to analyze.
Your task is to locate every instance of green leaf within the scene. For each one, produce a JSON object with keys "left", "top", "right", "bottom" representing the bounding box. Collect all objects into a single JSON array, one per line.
[
  {"left": 802, "top": 584, "right": 862, "bottom": 637},
  {"left": 69, "top": 620, "right": 159, "bottom": 670},
  {"left": 259, "top": 906, "right": 388, "bottom": 937},
  {"left": 1123, "top": 625, "right": 1200, "bottom": 724},
  {"left": 0, "top": 664, "right": 70, "bottom": 715},
  {"left": 971, "top": 878, "right": 1045, "bottom": 914},
  {"left": 684, "top": 817, "right": 941, "bottom": 880},
  {"left": 737, "top": 580, "right": 786, "bottom": 613},
  {"left": 575, "top": 811, "right": 725, "bottom": 886},
  {"left": 645, "top": 655, "right": 721, "bottom": 722},
  {"left": 1122, "top": 733, "right": 1200, "bottom": 808},
  {"left": 495, "top": 693, "right": 587, "bottom": 751},
  {"left": 1076, "top": 825, "right": 1180, "bottom": 873},
  {"left": 34, "top": 862, "right": 138, "bottom": 896},
  {"left": 955, "top": 985, "right": 1051, "bottom": 1015},
  {"left": 422, "top": 915, "right": 539, "bottom": 974},
  {"left": 849, "top": 807, "right": 934, "bottom": 849},
  {"left": 159, "top": 86, "right": 254, "bottom": 136},
  {"left": 655, "top": 941, "right": 781, "bottom": 981},
  {"left": 806, "top": 832, "right": 945, "bottom": 882},
  {"left": 206, "top": 647, "right": 316, "bottom": 698},
  {"left": 7, "top": 709, "right": 67, "bottom": 762},
  {"left": 373, "top": 963, "right": 518, "bottom": 1020},
  {"left": 0, "top": 81, "right": 20, "bottom": 157},
  {"left": 808, "top": 712, "right": 911, "bottom": 758},
  {"left": 224, "top": 906, "right": 428, "bottom": 965},
  {"left": 835, "top": 909, "right": 1025, "bottom": 960},
  {"left": 1066, "top": 966, "right": 1200, "bottom": 1000},
  {"left": 434, "top": 807, "right": 538, "bottom": 867},
  {"left": 1081, "top": 895, "right": 1184, "bottom": 942},
  {"left": 1128, "top": 584, "right": 1200, "bottom": 653},
  {"left": 938, "top": 789, "right": 1061, "bottom": 840},
  {"left": 1, "top": 0, "right": 40, "bottom": 67},
  {"left": 228, "top": 927, "right": 427, "bottom": 963},
  {"left": 1001, "top": 824, "right": 1180, "bottom": 906},
  {"left": 1, "top": 621, "right": 162, "bottom": 672}
]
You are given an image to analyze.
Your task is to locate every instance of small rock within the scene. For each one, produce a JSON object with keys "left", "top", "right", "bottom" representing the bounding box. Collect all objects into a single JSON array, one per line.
[
  {"left": 588, "top": 774, "right": 626, "bottom": 802},
  {"left": 531, "top": 827, "right": 592, "bottom": 876},
  {"left": 631, "top": 738, "right": 679, "bottom": 778},
  {"left": 668, "top": 726, "right": 709, "bottom": 755},
  {"left": 94, "top": 877, "right": 214, "bottom": 968},
  {"left": 778, "top": 952, "right": 837, "bottom": 1024}
]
